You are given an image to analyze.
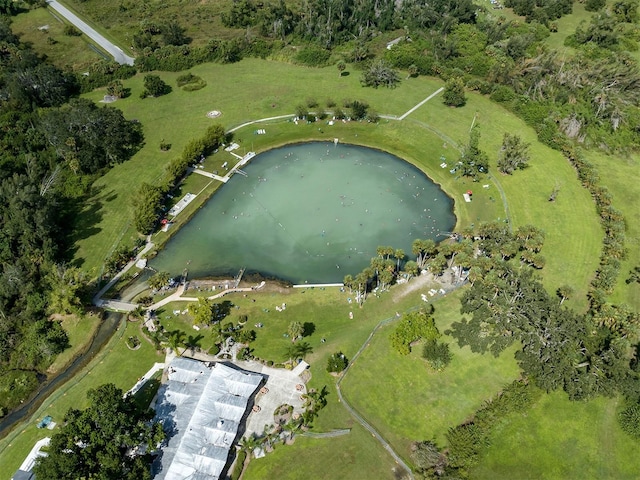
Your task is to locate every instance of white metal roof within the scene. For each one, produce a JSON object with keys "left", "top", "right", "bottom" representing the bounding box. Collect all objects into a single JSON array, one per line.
[{"left": 154, "top": 358, "right": 263, "bottom": 480}]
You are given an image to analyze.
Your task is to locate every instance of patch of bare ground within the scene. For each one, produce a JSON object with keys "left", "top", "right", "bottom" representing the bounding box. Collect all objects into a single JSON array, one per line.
[{"left": 392, "top": 269, "right": 458, "bottom": 302}]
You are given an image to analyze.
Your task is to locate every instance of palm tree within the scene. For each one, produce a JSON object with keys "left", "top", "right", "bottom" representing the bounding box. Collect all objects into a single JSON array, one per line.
[
  {"left": 239, "top": 434, "right": 261, "bottom": 459},
  {"left": 129, "top": 305, "right": 145, "bottom": 322},
  {"left": 167, "top": 329, "right": 186, "bottom": 356},
  {"left": 148, "top": 271, "right": 170, "bottom": 291},
  {"left": 282, "top": 418, "right": 301, "bottom": 444},
  {"left": 394, "top": 248, "right": 405, "bottom": 271},
  {"left": 294, "top": 342, "right": 313, "bottom": 360},
  {"left": 556, "top": 285, "right": 574, "bottom": 305}
]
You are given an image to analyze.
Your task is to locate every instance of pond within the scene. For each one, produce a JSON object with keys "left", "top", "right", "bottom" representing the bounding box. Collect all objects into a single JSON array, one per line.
[{"left": 149, "top": 142, "right": 455, "bottom": 284}]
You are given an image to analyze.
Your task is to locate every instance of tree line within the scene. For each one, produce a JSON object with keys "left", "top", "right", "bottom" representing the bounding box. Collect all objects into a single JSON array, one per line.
[{"left": 0, "top": 16, "right": 144, "bottom": 416}]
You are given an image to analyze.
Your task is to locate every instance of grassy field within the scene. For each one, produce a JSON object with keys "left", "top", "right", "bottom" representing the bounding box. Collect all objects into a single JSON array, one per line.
[
  {"left": 63, "top": 0, "right": 240, "bottom": 47},
  {"left": 0, "top": 320, "right": 163, "bottom": 480},
  {"left": 243, "top": 423, "right": 403, "bottom": 480},
  {"left": 10, "top": 7, "right": 105, "bottom": 70},
  {"left": 340, "top": 290, "right": 521, "bottom": 463},
  {"left": 583, "top": 150, "right": 640, "bottom": 310},
  {"left": 471, "top": 392, "right": 639, "bottom": 479},
  {"left": 45, "top": 313, "right": 102, "bottom": 374}
]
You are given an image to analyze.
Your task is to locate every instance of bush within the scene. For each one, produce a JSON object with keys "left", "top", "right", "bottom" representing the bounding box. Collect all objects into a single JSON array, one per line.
[
  {"left": 327, "top": 352, "right": 348, "bottom": 373},
  {"left": 443, "top": 77, "right": 466, "bottom": 107},
  {"left": 361, "top": 60, "right": 400, "bottom": 89},
  {"left": 126, "top": 335, "right": 141, "bottom": 349},
  {"left": 490, "top": 85, "right": 517, "bottom": 103},
  {"left": 176, "top": 73, "right": 197, "bottom": 87},
  {"left": 231, "top": 449, "right": 246, "bottom": 480},
  {"left": 295, "top": 46, "right": 331, "bottom": 66},
  {"left": 422, "top": 339, "right": 452, "bottom": 370},
  {"left": 160, "top": 140, "right": 172, "bottom": 151},
  {"left": 63, "top": 24, "right": 82, "bottom": 37},
  {"left": 177, "top": 73, "right": 207, "bottom": 91},
  {"left": 142, "top": 74, "right": 172, "bottom": 98}
]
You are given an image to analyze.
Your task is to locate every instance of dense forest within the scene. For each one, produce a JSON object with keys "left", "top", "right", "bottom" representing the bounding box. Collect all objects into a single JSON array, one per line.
[{"left": 0, "top": 15, "right": 143, "bottom": 415}]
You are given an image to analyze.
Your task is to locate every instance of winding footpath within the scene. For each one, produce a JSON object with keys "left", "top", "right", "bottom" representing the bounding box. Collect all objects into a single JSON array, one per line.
[
  {"left": 335, "top": 313, "right": 416, "bottom": 480},
  {"left": 47, "top": 0, "right": 135, "bottom": 65}
]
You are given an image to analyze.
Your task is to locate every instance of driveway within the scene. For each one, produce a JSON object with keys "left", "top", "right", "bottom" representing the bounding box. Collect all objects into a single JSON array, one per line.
[{"left": 47, "top": 0, "right": 135, "bottom": 65}]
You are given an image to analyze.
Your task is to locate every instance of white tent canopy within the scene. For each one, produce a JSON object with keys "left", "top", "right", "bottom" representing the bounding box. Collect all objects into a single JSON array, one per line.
[{"left": 154, "top": 358, "right": 263, "bottom": 480}]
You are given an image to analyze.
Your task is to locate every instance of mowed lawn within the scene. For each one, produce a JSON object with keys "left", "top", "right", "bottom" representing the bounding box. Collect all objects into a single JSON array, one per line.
[
  {"left": 244, "top": 423, "right": 402, "bottom": 480},
  {"left": 471, "top": 392, "right": 639, "bottom": 480},
  {"left": 340, "top": 290, "right": 521, "bottom": 463}
]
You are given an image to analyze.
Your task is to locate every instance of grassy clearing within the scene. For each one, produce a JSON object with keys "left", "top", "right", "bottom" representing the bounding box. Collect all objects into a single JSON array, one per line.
[
  {"left": 46, "top": 313, "right": 102, "bottom": 374},
  {"left": 63, "top": 0, "right": 250, "bottom": 47},
  {"left": 10, "top": 7, "right": 104, "bottom": 70},
  {"left": 0, "top": 321, "right": 162, "bottom": 480},
  {"left": 544, "top": 2, "right": 594, "bottom": 54},
  {"left": 410, "top": 94, "right": 602, "bottom": 310},
  {"left": 243, "top": 423, "right": 402, "bottom": 480},
  {"left": 472, "top": 392, "right": 639, "bottom": 479},
  {"left": 340, "top": 290, "right": 521, "bottom": 462},
  {"left": 584, "top": 150, "right": 640, "bottom": 310}
]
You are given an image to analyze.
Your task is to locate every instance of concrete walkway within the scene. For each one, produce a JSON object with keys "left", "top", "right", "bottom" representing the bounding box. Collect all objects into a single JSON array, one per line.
[
  {"left": 147, "top": 281, "right": 265, "bottom": 311},
  {"left": 398, "top": 87, "right": 444, "bottom": 120},
  {"left": 189, "top": 167, "right": 228, "bottom": 183},
  {"left": 92, "top": 239, "right": 154, "bottom": 308},
  {"left": 126, "top": 362, "right": 165, "bottom": 396},
  {"left": 47, "top": 0, "right": 135, "bottom": 65}
]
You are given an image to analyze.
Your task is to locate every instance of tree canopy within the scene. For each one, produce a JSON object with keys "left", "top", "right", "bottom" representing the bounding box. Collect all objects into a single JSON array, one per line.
[{"left": 34, "top": 383, "right": 164, "bottom": 480}]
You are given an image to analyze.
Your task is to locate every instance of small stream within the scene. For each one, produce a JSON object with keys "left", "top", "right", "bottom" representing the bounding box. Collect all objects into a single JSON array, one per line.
[{"left": 0, "top": 312, "right": 123, "bottom": 438}]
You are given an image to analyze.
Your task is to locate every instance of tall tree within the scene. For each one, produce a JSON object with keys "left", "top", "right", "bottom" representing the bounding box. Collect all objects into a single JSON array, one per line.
[
  {"left": 34, "top": 384, "right": 163, "bottom": 480},
  {"left": 459, "top": 124, "right": 488, "bottom": 179},
  {"left": 443, "top": 77, "right": 466, "bottom": 107},
  {"left": 497, "top": 133, "right": 531, "bottom": 174}
]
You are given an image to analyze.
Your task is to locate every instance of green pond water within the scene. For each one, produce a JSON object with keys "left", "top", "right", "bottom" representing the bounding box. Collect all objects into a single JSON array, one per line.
[{"left": 149, "top": 142, "right": 455, "bottom": 284}]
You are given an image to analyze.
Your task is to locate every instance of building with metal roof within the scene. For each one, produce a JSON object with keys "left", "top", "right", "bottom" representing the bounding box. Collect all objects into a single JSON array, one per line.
[{"left": 153, "top": 357, "right": 263, "bottom": 480}]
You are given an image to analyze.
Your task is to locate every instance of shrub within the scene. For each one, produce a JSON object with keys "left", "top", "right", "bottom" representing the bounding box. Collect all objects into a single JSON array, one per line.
[
  {"left": 422, "top": 339, "right": 452, "bottom": 370},
  {"left": 231, "top": 449, "right": 246, "bottom": 480},
  {"left": 126, "top": 335, "right": 141, "bottom": 349},
  {"left": 443, "top": 77, "right": 466, "bottom": 107},
  {"left": 295, "top": 46, "right": 331, "bottom": 66},
  {"left": 63, "top": 24, "right": 82, "bottom": 37},
  {"left": 361, "top": 60, "right": 400, "bottom": 89},
  {"left": 176, "top": 73, "right": 197, "bottom": 87},
  {"left": 490, "top": 85, "right": 517, "bottom": 103},
  {"left": 327, "top": 352, "right": 348, "bottom": 373},
  {"left": 142, "top": 74, "right": 172, "bottom": 98},
  {"left": 177, "top": 73, "right": 207, "bottom": 91},
  {"left": 160, "top": 140, "right": 172, "bottom": 151}
]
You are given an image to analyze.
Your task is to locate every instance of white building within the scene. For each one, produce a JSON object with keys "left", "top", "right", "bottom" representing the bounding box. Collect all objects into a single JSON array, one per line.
[{"left": 153, "top": 358, "right": 263, "bottom": 480}]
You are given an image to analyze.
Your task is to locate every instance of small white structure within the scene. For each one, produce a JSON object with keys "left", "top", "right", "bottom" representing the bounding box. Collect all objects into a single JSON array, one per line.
[{"left": 153, "top": 358, "right": 263, "bottom": 480}]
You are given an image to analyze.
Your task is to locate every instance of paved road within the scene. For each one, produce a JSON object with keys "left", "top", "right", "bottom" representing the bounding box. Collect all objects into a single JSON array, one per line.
[{"left": 47, "top": 0, "right": 135, "bottom": 65}]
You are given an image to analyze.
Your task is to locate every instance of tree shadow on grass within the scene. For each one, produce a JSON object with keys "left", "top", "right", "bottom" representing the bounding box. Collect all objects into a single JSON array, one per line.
[
  {"left": 62, "top": 185, "right": 115, "bottom": 265},
  {"left": 302, "top": 322, "right": 315, "bottom": 338}
]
